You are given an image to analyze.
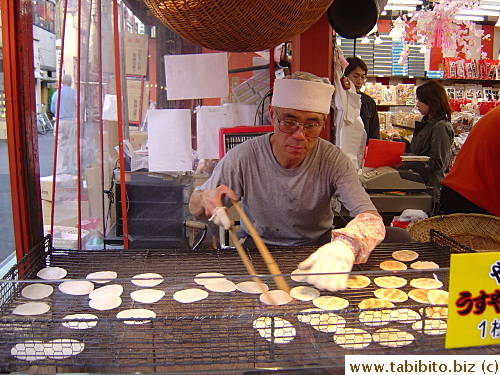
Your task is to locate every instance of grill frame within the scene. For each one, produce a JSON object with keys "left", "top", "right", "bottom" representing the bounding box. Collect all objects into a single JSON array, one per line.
[{"left": 1, "top": 231, "right": 497, "bottom": 372}]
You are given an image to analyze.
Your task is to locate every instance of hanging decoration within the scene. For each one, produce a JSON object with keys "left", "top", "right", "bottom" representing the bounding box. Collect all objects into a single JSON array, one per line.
[
  {"left": 398, "top": 0, "right": 490, "bottom": 60},
  {"left": 142, "top": 0, "right": 334, "bottom": 52}
]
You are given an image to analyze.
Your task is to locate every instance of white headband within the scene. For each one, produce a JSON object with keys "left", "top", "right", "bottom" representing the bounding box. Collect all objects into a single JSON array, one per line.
[{"left": 271, "top": 78, "right": 335, "bottom": 114}]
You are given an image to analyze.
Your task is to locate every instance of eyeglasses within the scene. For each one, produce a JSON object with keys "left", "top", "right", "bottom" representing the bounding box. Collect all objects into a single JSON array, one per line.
[{"left": 277, "top": 117, "right": 324, "bottom": 138}]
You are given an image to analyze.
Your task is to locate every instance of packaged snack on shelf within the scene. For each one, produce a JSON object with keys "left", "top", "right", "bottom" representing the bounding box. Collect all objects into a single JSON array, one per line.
[{"left": 380, "top": 85, "right": 396, "bottom": 105}]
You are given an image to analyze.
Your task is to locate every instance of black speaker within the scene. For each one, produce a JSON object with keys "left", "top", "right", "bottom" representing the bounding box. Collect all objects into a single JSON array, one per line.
[{"left": 327, "top": 0, "right": 380, "bottom": 39}]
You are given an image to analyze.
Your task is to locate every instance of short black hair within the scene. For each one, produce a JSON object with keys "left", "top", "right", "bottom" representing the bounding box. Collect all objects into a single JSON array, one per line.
[{"left": 344, "top": 57, "right": 368, "bottom": 76}]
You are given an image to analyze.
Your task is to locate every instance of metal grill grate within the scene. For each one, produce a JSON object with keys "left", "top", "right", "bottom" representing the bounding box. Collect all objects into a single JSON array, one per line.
[{"left": 0, "top": 231, "right": 496, "bottom": 372}]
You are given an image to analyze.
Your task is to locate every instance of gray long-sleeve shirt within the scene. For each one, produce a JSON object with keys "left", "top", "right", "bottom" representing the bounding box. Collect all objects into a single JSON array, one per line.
[{"left": 196, "top": 133, "right": 376, "bottom": 246}]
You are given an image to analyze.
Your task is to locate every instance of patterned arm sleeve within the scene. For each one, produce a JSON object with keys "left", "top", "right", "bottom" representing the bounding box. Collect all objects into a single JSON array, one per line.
[{"left": 330, "top": 213, "right": 386, "bottom": 264}]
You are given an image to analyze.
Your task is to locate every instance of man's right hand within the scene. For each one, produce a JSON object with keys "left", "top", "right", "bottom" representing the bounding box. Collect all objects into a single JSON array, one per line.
[{"left": 189, "top": 184, "right": 239, "bottom": 220}]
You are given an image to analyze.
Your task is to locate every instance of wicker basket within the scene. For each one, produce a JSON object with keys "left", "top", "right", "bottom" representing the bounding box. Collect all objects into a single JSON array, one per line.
[
  {"left": 44, "top": 225, "right": 90, "bottom": 250},
  {"left": 143, "top": 0, "right": 334, "bottom": 52},
  {"left": 407, "top": 213, "right": 500, "bottom": 252}
]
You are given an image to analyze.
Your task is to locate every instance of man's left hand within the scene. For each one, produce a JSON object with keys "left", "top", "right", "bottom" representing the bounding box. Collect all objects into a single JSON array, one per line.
[{"left": 298, "top": 241, "right": 355, "bottom": 292}]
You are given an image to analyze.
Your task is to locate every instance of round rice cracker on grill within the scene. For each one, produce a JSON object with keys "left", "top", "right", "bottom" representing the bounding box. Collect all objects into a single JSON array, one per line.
[
  {"left": 253, "top": 317, "right": 296, "bottom": 344},
  {"left": 408, "top": 289, "right": 430, "bottom": 304},
  {"left": 21, "top": 283, "right": 54, "bottom": 300},
  {"left": 334, "top": 328, "right": 372, "bottom": 349},
  {"left": 86, "top": 271, "right": 117, "bottom": 284},
  {"left": 410, "top": 261, "right": 439, "bottom": 270},
  {"left": 374, "top": 288, "right": 408, "bottom": 303},
  {"left": 419, "top": 306, "right": 448, "bottom": 319},
  {"left": 11, "top": 340, "right": 46, "bottom": 361},
  {"left": 358, "top": 298, "right": 395, "bottom": 309},
  {"left": 117, "top": 308, "right": 156, "bottom": 325},
  {"left": 380, "top": 260, "right": 407, "bottom": 271},
  {"left": 347, "top": 275, "right": 371, "bottom": 289},
  {"left": 44, "top": 339, "right": 85, "bottom": 359},
  {"left": 204, "top": 279, "right": 236, "bottom": 293},
  {"left": 37, "top": 266, "right": 67, "bottom": 280},
  {"left": 427, "top": 289, "right": 449, "bottom": 305},
  {"left": 194, "top": 272, "right": 226, "bottom": 286},
  {"left": 58, "top": 280, "right": 95, "bottom": 296},
  {"left": 12, "top": 302, "right": 50, "bottom": 316},
  {"left": 359, "top": 309, "right": 392, "bottom": 327},
  {"left": 389, "top": 308, "right": 421, "bottom": 324},
  {"left": 89, "top": 284, "right": 124, "bottom": 299},
  {"left": 392, "top": 250, "right": 419, "bottom": 262},
  {"left": 309, "top": 312, "right": 346, "bottom": 333},
  {"left": 260, "top": 290, "right": 293, "bottom": 305},
  {"left": 235, "top": 281, "right": 269, "bottom": 294},
  {"left": 290, "top": 286, "right": 320, "bottom": 301},
  {"left": 373, "top": 327, "right": 415, "bottom": 347},
  {"left": 89, "top": 295, "right": 122, "bottom": 310},
  {"left": 297, "top": 308, "right": 327, "bottom": 324},
  {"left": 61, "top": 313, "right": 99, "bottom": 329},
  {"left": 173, "top": 288, "right": 209, "bottom": 303},
  {"left": 131, "top": 273, "right": 164, "bottom": 287},
  {"left": 130, "top": 289, "right": 165, "bottom": 303},
  {"left": 313, "top": 296, "right": 349, "bottom": 311},
  {"left": 412, "top": 319, "right": 447, "bottom": 335},
  {"left": 290, "top": 269, "right": 308, "bottom": 282},
  {"left": 374, "top": 276, "right": 407, "bottom": 289},
  {"left": 409, "top": 277, "right": 443, "bottom": 289}
]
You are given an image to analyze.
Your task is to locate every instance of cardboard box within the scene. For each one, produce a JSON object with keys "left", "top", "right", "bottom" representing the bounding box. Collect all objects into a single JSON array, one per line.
[
  {"left": 42, "top": 199, "right": 91, "bottom": 227},
  {"left": 124, "top": 32, "right": 148, "bottom": 76},
  {"left": 40, "top": 175, "right": 79, "bottom": 201},
  {"left": 126, "top": 78, "right": 149, "bottom": 123},
  {"left": 128, "top": 130, "right": 148, "bottom": 150}
]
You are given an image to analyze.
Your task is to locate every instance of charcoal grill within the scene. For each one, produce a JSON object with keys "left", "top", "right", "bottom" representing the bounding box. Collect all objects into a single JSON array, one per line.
[{"left": 0, "top": 231, "right": 498, "bottom": 373}]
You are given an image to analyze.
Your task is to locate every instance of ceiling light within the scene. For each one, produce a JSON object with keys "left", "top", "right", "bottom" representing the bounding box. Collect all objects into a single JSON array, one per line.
[
  {"left": 455, "top": 15, "right": 485, "bottom": 21},
  {"left": 361, "top": 36, "right": 370, "bottom": 43},
  {"left": 387, "top": 0, "right": 422, "bottom": 4},
  {"left": 384, "top": 4, "right": 417, "bottom": 11}
]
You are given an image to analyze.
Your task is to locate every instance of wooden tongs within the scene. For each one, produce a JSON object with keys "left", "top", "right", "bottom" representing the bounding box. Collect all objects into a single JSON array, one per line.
[{"left": 229, "top": 200, "right": 290, "bottom": 306}]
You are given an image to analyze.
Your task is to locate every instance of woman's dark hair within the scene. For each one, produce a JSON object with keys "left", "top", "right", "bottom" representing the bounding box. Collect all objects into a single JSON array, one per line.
[
  {"left": 416, "top": 80, "right": 453, "bottom": 121},
  {"left": 344, "top": 57, "right": 368, "bottom": 76}
]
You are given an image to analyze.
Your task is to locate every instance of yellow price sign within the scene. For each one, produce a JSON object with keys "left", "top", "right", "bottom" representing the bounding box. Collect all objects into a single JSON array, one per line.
[{"left": 446, "top": 252, "right": 500, "bottom": 348}]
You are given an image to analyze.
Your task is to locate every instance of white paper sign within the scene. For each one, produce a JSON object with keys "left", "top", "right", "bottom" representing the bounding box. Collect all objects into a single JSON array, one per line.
[
  {"left": 147, "top": 109, "right": 192, "bottom": 172},
  {"left": 102, "top": 94, "right": 117, "bottom": 121},
  {"left": 164, "top": 53, "right": 229, "bottom": 100},
  {"left": 196, "top": 103, "right": 258, "bottom": 159}
]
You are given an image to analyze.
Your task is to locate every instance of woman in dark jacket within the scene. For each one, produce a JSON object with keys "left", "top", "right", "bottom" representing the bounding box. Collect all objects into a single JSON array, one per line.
[{"left": 393, "top": 80, "right": 454, "bottom": 209}]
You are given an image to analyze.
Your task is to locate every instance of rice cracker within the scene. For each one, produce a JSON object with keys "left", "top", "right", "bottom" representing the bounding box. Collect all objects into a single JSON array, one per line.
[
  {"left": 359, "top": 310, "right": 392, "bottom": 326},
  {"left": 333, "top": 328, "right": 372, "bottom": 349},
  {"left": 427, "top": 290, "right": 449, "bottom": 305},
  {"left": 372, "top": 328, "right": 415, "bottom": 347},
  {"left": 409, "top": 278, "right": 443, "bottom": 289},
  {"left": 389, "top": 308, "right": 421, "bottom": 324},
  {"left": 380, "top": 260, "right": 407, "bottom": 271},
  {"left": 374, "top": 276, "right": 407, "bottom": 289},
  {"left": 358, "top": 298, "right": 395, "bottom": 309},
  {"left": 392, "top": 250, "right": 419, "bottom": 262},
  {"left": 412, "top": 319, "right": 447, "bottom": 335},
  {"left": 410, "top": 261, "right": 439, "bottom": 270},
  {"left": 408, "top": 289, "right": 430, "bottom": 304},
  {"left": 347, "top": 275, "right": 370, "bottom": 289},
  {"left": 313, "top": 296, "right": 349, "bottom": 311},
  {"left": 419, "top": 306, "right": 448, "bottom": 319},
  {"left": 374, "top": 288, "right": 408, "bottom": 303}
]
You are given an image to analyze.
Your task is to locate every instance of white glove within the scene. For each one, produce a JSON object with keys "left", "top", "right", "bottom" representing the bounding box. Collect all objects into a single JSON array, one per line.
[
  {"left": 208, "top": 206, "right": 234, "bottom": 230},
  {"left": 298, "top": 241, "right": 355, "bottom": 292}
]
